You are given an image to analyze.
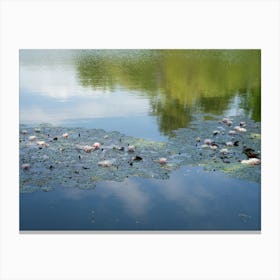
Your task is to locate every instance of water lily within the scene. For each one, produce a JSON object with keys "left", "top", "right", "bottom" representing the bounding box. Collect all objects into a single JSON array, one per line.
[
  {"left": 159, "top": 157, "right": 167, "bottom": 164},
  {"left": 239, "top": 127, "right": 247, "bottom": 132},
  {"left": 93, "top": 142, "right": 101, "bottom": 149},
  {"left": 210, "top": 143, "right": 219, "bottom": 150},
  {"left": 220, "top": 148, "right": 228, "bottom": 154},
  {"left": 29, "top": 135, "right": 36, "bottom": 141},
  {"left": 204, "top": 139, "right": 212, "bottom": 145},
  {"left": 228, "top": 130, "right": 236, "bottom": 136},
  {"left": 128, "top": 145, "right": 135, "bottom": 152},
  {"left": 83, "top": 145, "right": 94, "bottom": 153},
  {"left": 226, "top": 141, "right": 233, "bottom": 146},
  {"left": 234, "top": 126, "right": 247, "bottom": 132},
  {"left": 98, "top": 160, "right": 113, "bottom": 167},
  {"left": 222, "top": 118, "right": 233, "bottom": 126},
  {"left": 241, "top": 158, "right": 261, "bottom": 165},
  {"left": 36, "top": 141, "right": 49, "bottom": 147},
  {"left": 22, "top": 163, "right": 30, "bottom": 170}
]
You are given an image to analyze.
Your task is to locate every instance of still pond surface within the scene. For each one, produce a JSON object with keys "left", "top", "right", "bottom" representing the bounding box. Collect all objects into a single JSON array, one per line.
[{"left": 20, "top": 50, "right": 261, "bottom": 230}]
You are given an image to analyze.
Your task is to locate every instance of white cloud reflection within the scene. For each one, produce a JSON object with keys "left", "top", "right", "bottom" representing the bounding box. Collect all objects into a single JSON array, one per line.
[
  {"left": 100, "top": 179, "right": 150, "bottom": 217},
  {"left": 20, "top": 65, "right": 150, "bottom": 125}
]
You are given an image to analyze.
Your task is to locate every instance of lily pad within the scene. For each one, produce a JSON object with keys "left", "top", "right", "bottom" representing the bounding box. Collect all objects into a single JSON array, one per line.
[{"left": 19, "top": 117, "right": 261, "bottom": 192}]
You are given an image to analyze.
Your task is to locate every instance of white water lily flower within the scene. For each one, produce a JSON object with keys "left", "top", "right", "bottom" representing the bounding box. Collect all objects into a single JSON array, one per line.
[
  {"left": 238, "top": 127, "right": 247, "bottom": 132},
  {"left": 29, "top": 135, "right": 36, "bottom": 141},
  {"left": 220, "top": 148, "right": 228, "bottom": 154},
  {"left": 234, "top": 126, "right": 247, "bottom": 132},
  {"left": 98, "top": 160, "right": 113, "bottom": 167},
  {"left": 241, "top": 158, "right": 261, "bottom": 165},
  {"left": 128, "top": 145, "right": 135, "bottom": 152},
  {"left": 37, "top": 141, "right": 49, "bottom": 147},
  {"left": 226, "top": 141, "right": 233, "bottom": 146}
]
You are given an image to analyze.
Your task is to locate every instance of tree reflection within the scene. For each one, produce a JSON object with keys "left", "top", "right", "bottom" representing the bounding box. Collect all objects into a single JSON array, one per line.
[{"left": 75, "top": 50, "right": 261, "bottom": 135}]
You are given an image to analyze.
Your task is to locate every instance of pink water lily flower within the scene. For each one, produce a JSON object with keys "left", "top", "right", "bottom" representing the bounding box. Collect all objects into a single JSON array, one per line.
[{"left": 93, "top": 142, "right": 101, "bottom": 149}]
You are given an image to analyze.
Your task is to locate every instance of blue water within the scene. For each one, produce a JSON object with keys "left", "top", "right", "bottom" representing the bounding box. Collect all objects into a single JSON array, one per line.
[
  {"left": 20, "top": 166, "right": 260, "bottom": 231},
  {"left": 19, "top": 50, "right": 261, "bottom": 231}
]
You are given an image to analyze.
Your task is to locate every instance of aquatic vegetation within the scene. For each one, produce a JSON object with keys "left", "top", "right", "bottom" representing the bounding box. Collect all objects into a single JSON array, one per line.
[
  {"left": 22, "top": 163, "right": 30, "bottom": 170},
  {"left": 241, "top": 158, "right": 261, "bottom": 165},
  {"left": 19, "top": 116, "right": 261, "bottom": 193},
  {"left": 29, "top": 135, "right": 36, "bottom": 141}
]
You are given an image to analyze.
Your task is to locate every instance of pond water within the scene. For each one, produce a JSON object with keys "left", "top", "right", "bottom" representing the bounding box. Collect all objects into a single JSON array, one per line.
[{"left": 19, "top": 50, "right": 261, "bottom": 231}]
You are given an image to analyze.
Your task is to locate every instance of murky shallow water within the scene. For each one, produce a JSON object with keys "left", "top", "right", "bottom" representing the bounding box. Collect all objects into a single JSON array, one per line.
[{"left": 20, "top": 50, "right": 261, "bottom": 230}]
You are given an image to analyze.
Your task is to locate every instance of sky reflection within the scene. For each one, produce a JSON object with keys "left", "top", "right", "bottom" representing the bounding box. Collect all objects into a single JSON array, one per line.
[
  {"left": 19, "top": 50, "right": 261, "bottom": 230},
  {"left": 21, "top": 166, "right": 260, "bottom": 230}
]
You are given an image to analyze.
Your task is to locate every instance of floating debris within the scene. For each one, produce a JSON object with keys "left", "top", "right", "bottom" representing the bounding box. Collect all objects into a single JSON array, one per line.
[
  {"left": 243, "top": 146, "right": 259, "bottom": 159},
  {"left": 21, "top": 130, "right": 28, "bottom": 134},
  {"left": 34, "top": 128, "right": 41, "bottom": 133},
  {"left": 62, "top": 133, "right": 69, "bottom": 138},
  {"left": 132, "top": 155, "right": 143, "bottom": 161},
  {"left": 233, "top": 140, "right": 239, "bottom": 146}
]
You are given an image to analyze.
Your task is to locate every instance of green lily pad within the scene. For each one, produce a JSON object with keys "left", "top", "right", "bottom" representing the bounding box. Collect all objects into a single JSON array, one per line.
[{"left": 19, "top": 116, "right": 261, "bottom": 192}]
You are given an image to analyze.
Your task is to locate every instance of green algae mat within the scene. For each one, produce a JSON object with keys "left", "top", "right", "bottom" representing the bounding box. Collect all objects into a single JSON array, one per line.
[{"left": 19, "top": 117, "right": 261, "bottom": 193}]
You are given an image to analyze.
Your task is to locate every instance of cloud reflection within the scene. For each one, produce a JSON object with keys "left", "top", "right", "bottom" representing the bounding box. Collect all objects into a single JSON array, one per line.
[
  {"left": 99, "top": 179, "right": 150, "bottom": 217},
  {"left": 20, "top": 65, "right": 150, "bottom": 125}
]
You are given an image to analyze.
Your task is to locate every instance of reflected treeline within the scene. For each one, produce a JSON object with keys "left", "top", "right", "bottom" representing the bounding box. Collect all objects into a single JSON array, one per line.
[{"left": 75, "top": 50, "right": 261, "bottom": 134}]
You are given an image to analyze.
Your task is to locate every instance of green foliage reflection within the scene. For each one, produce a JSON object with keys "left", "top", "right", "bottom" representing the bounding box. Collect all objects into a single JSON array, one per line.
[{"left": 75, "top": 50, "right": 261, "bottom": 134}]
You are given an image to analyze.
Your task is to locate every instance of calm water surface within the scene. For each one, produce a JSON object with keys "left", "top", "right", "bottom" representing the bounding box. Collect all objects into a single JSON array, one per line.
[{"left": 20, "top": 50, "right": 261, "bottom": 230}]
